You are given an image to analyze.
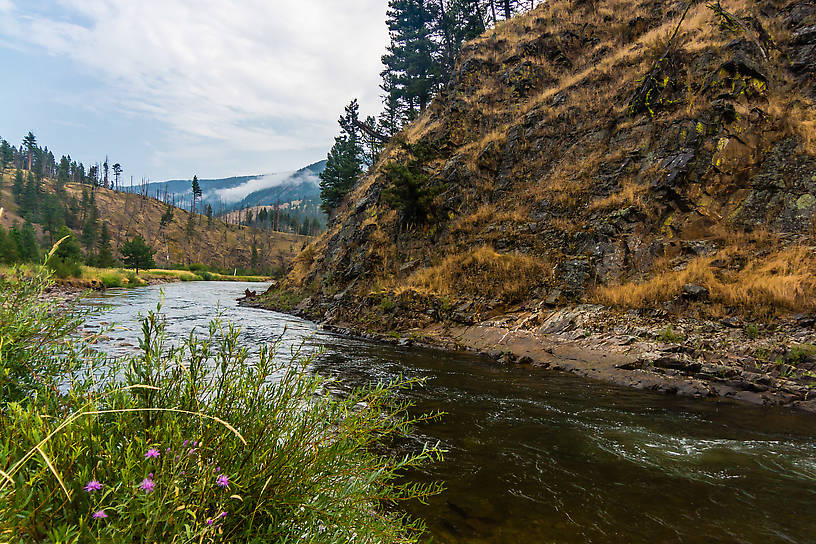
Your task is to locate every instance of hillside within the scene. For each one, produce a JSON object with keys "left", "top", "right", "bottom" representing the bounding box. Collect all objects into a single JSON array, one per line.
[
  {"left": 138, "top": 160, "right": 326, "bottom": 215},
  {"left": 64, "top": 183, "right": 308, "bottom": 272},
  {"left": 0, "top": 169, "right": 308, "bottom": 273},
  {"left": 255, "top": 0, "right": 816, "bottom": 408}
]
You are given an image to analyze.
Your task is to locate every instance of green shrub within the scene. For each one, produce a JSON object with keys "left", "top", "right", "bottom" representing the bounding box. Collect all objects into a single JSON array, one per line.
[
  {"left": 98, "top": 270, "right": 124, "bottom": 288},
  {"left": 47, "top": 256, "right": 82, "bottom": 279},
  {"left": 188, "top": 263, "right": 210, "bottom": 273},
  {"left": 745, "top": 323, "right": 759, "bottom": 339},
  {"left": 657, "top": 326, "right": 685, "bottom": 343},
  {"left": 0, "top": 269, "right": 442, "bottom": 542}
]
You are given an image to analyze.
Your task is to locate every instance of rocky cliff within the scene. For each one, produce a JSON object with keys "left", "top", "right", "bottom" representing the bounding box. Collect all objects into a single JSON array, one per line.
[
  {"left": 266, "top": 0, "right": 816, "bottom": 326},
  {"left": 251, "top": 0, "right": 816, "bottom": 409}
]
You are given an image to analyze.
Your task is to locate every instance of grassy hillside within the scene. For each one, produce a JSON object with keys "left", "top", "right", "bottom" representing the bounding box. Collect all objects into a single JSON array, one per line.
[
  {"left": 266, "top": 0, "right": 816, "bottom": 326},
  {"left": 0, "top": 169, "right": 309, "bottom": 273}
]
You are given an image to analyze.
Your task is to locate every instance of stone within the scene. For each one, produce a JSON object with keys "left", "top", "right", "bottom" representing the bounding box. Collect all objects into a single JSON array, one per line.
[
  {"left": 721, "top": 317, "right": 743, "bottom": 328},
  {"left": 681, "top": 283, "right": 710, "bottom": 300}
]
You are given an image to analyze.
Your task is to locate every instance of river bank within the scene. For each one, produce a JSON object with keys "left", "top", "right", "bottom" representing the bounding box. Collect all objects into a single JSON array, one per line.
[
  {"left": 241, "top": 288, "right": 816, "bottom": 414},
  {"left": 77, "top": 280, "right": 816, "bottom": 543}
]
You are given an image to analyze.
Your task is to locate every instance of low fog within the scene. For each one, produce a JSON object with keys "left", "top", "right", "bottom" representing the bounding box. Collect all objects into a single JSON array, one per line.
[{"left": 213, "top": 170, "right": 321, "bottom": 204}]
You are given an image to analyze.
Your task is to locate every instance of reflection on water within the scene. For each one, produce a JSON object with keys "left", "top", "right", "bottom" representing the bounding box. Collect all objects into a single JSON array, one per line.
[{"left": 84, "top": 282, "right": 816, "bottom": 544}]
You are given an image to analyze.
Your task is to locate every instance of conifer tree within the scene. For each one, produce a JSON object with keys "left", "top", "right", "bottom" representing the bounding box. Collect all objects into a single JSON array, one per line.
[
  {"left": 319, "top": 134, "right": 363, "bottom": 215},
  {"left": 12, "top": 171, "right": 24, "bottom": 202},
  {"left": 320, "top": 100, "right": 365, "bottom": 215},
  {"left": 22, "top": 132, "right": 36, "bottom": 171},
  {"left": 381, "top": 0, "right": 439, "bottom": 117},
  {"left": 18, "top": 222, "right": 40, "bottom": 263},
  {"left": 120, "top": 236, "right": 155, "bottom": 273},
  {"left": 112, "top": 163, "right": 122, "bottom": 189},
  {"left": 191, "top": 175, "right": 202, "bottom": 214},
  {"left": 96, "top": 223, "right": 118, "bottom": 268}
]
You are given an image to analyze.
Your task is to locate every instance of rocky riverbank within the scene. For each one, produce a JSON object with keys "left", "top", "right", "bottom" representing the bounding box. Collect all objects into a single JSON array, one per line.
[{"left": 241, "top": 288, "right": 816, "bottom": 413}]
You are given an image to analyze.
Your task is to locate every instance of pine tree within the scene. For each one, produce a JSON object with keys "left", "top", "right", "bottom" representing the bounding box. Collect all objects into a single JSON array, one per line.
[
  {"left": 320, "top": 100, "right": 365, "bottom": 215},
  {"left": 319, "top": 134, "right": 363, "bottom": 214},
  {"left": 206, "top": 204, "right": 214, "bottom": 228},
  {"left": 160, "top": 203, "right": 175, "bottom": 229},
  {"left": 22, "top": 132, "right": 36, "bottom": 171},
  {"left": 191, "top": 175, "right": 202, "bottom": 214},
  {"left": 381, "top": 0, "right": 439, "bottom": 117},
  {"left": 112, "top": 163, "right": 122, "bottom": 189},
  {"left": 12, "top": 171, "right": 24, "bottom": 202},
  {"left": 18, "top": 222, "right": 40, "bottom": 263},
  {"left": 21, "top": 173, "right": 39, "bottom": 221},
  {"left": 120, "top": 236, "right": 155, "bottom": 273},
  {"left": 0, "top": 226, "right": 17, "bottom": 264},
  {"left": 96, "top": 223, "right": 118, "bottom": 268}
]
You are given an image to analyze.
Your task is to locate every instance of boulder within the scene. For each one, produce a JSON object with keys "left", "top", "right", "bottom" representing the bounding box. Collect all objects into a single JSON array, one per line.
[{"left": 681, "top": 283, "right": 710, "bottom": 300}]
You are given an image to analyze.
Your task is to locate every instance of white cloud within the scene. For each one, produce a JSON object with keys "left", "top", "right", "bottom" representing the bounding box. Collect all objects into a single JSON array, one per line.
[{"left": 0, "top": 0, "right": 388, "bottom": 166}]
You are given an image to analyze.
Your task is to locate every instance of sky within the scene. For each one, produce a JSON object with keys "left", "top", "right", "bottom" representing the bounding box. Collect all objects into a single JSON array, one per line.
[{"left": 0, "top": 0, "right": 389, "bottom": 182}]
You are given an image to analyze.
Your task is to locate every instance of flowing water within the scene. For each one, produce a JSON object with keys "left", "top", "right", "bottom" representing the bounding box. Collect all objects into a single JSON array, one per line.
[{"left": 82, "top": 281, "right": 816, "bottom": 543}]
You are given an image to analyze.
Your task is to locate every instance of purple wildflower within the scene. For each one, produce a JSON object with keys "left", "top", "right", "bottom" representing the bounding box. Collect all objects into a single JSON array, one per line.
[
  {"left": 139, "top": 477, "right": 155, "bottom": 494},
  {"left": 214, "top": 466, "right": 220, "bottom": 473},
  {"left": 206, "top": 518, "right": 213, "bottom": 526},
  {"left": 148, "top": 473, "right": 153, "bottom": 478},
  {"left": 84, "top": 480, "right": 103, "bottom": 493},
  {"left": 183, "top": 439, "right": 189, "bottom": 446},
  {"left": 144, "top": 449, "right": 160, "bottom": 459},
  {"left": 93, "top": 510, "right": 108, "bottom": 519},
  {"left": 216, "top": 474, "right": 229, "bottom": 488},
  {"left": 180, "top": 471, "right": 186, "bottom": 476},
  {"left": 219, "top": 511, "right": 227, "bottom": 518}
]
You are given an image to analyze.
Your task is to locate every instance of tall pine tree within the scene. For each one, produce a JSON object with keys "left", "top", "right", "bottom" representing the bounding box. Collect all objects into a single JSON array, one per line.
[{"left": 320, "top": 101, "right": 365, "bottom": 215}]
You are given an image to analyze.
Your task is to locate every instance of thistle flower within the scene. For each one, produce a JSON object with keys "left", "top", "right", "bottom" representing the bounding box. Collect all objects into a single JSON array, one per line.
[
  {"left": 93, "top": 510, "right": 108, "bottom": 519},
  {"left": 84, "top": 480, "right": 102, "bottom": 493},
  {"left": 144, "top": 449, "right": 160, "bottom": 459},
  {"left": 216, "top": 474, "right": 229, "bottom": 488},
  {"left": 139, "top": 477, "right": 155, "bottom": 493}
]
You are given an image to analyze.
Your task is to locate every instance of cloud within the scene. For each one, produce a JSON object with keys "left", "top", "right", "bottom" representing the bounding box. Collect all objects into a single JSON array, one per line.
[
  {"left": 0, "top": 0, "right": 388, "bottom": 173},
  {"left": 213, "top": 170, "right": 320, "bottom": 204}
]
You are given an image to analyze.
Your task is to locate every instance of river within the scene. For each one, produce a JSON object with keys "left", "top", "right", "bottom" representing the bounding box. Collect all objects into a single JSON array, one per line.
[{"left": 81, "top": 281, "right": 816, "bottom": 543}]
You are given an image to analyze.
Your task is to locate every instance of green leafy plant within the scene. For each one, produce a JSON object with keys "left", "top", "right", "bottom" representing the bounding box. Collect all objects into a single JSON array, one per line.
[
  {"left": 0, "top": 269, "right": 443, "bottom": 542},
  {"left": 745, "top": 323, "right": 759, "bottom": 339},
  {"left": 657, "top": 326, "right": 685, "bottom": 343}
]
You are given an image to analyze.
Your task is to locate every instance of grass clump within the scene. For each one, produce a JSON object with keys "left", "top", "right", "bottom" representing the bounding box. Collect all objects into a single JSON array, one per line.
[
  {"left": 0, "top": 269, "right": 442, "bottom": 542},
  {"left": 406, "top": 246, "right": 545, "bottom": 302},
  {"left": 594, "top": 246, "right": 816, "bottom": 316},
  {"left": 657, "top": 326, "right": 685, "bottom": 343}
]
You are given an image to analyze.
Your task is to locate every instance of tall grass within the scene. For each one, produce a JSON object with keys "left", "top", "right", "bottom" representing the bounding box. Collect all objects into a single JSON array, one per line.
[
  {"left": 594, "top": 246, "right": 816, "bottom": 316},
  {"left": 0, "top": 268, "right": 442, "bottom": 542},
  {"left": 405, "top": 246, "right": 546, "bottom": 302}
]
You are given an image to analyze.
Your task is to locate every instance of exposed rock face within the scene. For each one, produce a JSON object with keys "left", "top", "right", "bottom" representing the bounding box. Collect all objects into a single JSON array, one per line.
[{"left": 264, "top": 0, "right": 816, "bottom": 339}]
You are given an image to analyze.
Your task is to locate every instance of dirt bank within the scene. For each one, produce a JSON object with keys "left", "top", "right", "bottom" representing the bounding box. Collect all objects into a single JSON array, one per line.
[{"left": 242, "top": 293, "right": 816, "bottom": 414}]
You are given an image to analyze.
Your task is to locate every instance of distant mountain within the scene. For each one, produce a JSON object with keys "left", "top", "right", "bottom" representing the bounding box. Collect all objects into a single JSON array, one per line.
[{"left": 135, "top": 160, "right": 326, "bottom": 214}]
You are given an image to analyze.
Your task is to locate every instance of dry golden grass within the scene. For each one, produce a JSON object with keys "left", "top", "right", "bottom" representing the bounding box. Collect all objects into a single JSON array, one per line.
[
  {"left": 402, "top": 246, "right": 545, "bottom": 302},
  {"left": 594, "top": 246, "right": 816, "bottom": 315},
  {"left": 587, "top": 181, "right": 649, "bottom": 212},
  {"left": 450, "top": 204, "right": 529, "bottom": 235}
]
